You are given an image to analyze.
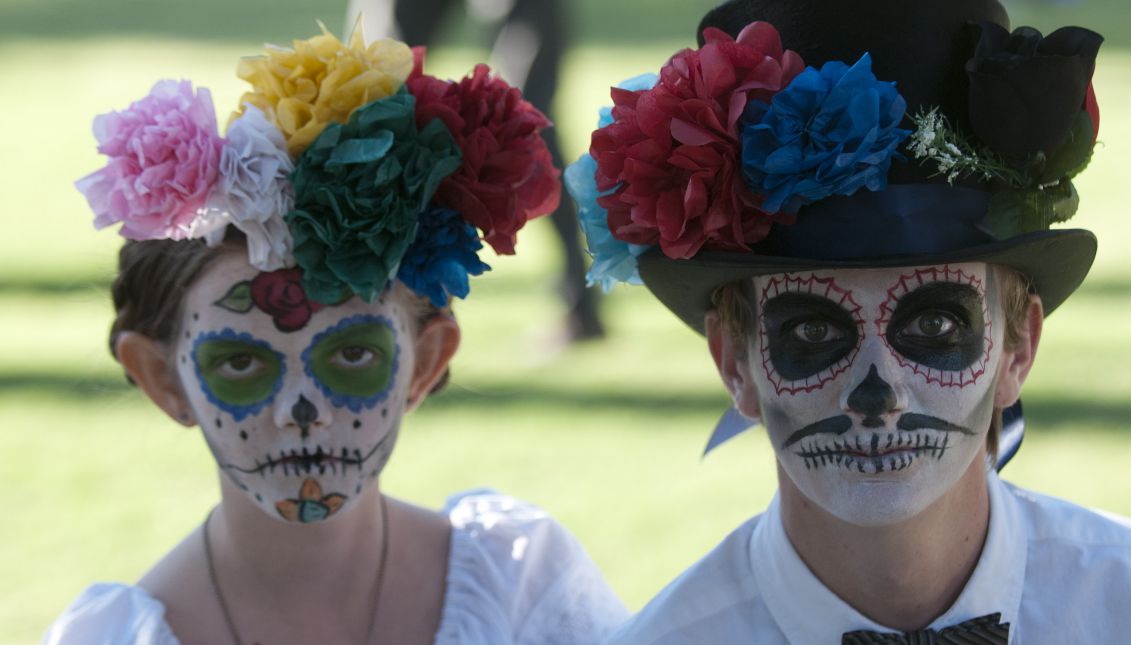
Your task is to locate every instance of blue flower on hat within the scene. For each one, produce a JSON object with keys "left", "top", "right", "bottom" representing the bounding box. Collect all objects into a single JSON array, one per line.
[
  {"left": 740, "top": 54, "right": 910, "bottom": 214},
  {"left": 565, "top": 73, "right": 656, "bottom": 292},
  {"left": 397, "top": 206, "right": 490, "bottom": 307}
]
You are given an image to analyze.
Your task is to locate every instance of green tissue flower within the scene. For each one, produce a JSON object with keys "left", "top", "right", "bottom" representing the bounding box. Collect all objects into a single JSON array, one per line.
[{"left": 287, "top": 88, "right": 462, "bottom": 303}]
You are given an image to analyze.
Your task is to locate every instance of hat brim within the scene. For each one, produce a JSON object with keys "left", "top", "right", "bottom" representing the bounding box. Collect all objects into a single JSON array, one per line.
[{"left": 639, "top": 228, "right": 1097, "bottom": 334}]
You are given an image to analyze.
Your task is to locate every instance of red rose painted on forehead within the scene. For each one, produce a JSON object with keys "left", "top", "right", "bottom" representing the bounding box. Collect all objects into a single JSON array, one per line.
[{"left": 251, "top": 268, "right": 325, "bottom": 332}]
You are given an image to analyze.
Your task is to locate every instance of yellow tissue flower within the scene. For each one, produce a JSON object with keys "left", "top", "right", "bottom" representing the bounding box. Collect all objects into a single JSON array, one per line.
[{"left": 236, "top": 21, "right": 413, "bottom": 156}]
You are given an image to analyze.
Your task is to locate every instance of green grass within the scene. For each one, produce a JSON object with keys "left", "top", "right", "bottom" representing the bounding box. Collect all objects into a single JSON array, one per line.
[{"left": 3, "top": 4, "right": 1131, "bottom": 642}]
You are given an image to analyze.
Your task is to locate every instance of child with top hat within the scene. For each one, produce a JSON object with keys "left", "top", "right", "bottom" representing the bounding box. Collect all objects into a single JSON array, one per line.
[
  {"left": 45, "top": 23, "right": 627, "bottom": 645},
  {"left": 566, "top": 0, "right": 1130, "bottom": 642}
]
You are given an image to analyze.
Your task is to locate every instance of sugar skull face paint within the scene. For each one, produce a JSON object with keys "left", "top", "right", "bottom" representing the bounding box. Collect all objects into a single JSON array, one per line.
[
  {"left": 304, "top": 315, "right": 399, "bottom": 413},
  {"left": 192, "top": 330, "right": 285, "bottom": 421},
  {"left": 748, "top": 263, "right": 1003, "bottom": 526},
  {"left": 175, "top": 252, "right": 413, "bottom": 523}
]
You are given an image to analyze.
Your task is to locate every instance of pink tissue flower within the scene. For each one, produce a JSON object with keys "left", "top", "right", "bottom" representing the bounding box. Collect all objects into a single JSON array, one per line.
[
  {"left": 76, "top": 80, "right": 223, "bottom": 240},
  {"left": 592, "top": 22, "right": 804, "bottom": 259}
]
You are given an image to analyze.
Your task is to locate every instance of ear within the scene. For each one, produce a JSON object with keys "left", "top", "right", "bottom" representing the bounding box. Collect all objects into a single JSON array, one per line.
[
  {"left": 993, "top": 294, "right": 1043, "bottom": 408},
  {"left": 406, "top": 313, "right": 461, "bottom": 413},
  {"left": 115, "top": 332, "right": 196, "bottom": 427},
  {"left": 705, "top": 311, "right": 761, "bottom": 420}
]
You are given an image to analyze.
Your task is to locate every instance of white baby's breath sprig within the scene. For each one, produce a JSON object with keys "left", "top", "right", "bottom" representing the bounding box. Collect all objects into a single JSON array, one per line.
[{"left": 909, "top": 108, "right": 1027, "bottom": 187}]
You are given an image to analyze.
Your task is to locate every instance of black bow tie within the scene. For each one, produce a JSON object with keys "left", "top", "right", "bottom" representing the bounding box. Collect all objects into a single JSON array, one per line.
[{"left": 842, "top": 612, "right": 1010, "bottom": 644}]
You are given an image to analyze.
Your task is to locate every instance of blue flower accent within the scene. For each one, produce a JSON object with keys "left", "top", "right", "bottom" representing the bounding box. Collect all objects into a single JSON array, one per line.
[
  {"left": 397, "top": 206, "right": 490, "bottom": 307},
  {"left": 566, "top": 73, "right": 657, "bottom": 292},
  {"left": 302, "top": 314, "right": 401, "bottom": 414},
  {"left": 740, "top": 53, "right": 911, "bottom": 214},
  {"left": 191, "top": 328, "right": 285, "bottom": 422},
  {"left": 565, "top": 155, "right": 648, "bottom": 292}
]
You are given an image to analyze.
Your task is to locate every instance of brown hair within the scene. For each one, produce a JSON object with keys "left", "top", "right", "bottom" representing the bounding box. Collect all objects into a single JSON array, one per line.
[
  {"left": 109, "top": 237, "right": 228, "bottom": 360},
  {"left": 109, "top": 234, "right": 452, "bottom": 394},
  {"left": 710, "top": 265, "right": 1035, "bottom": 458}
]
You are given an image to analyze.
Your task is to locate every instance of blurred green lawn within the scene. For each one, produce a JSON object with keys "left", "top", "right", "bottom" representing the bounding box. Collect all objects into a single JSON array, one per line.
[{"left": 2, "top": 1, "right": 1130, "bottom": 642}]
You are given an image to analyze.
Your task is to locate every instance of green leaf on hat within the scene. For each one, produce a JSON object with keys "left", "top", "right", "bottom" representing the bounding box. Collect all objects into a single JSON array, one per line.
[
  {"left": 1036, "top": 111, "right": 1096, "bottom": 185},
  {"left": 986, "top": 179, "right": 1080, "bottom": 238}
]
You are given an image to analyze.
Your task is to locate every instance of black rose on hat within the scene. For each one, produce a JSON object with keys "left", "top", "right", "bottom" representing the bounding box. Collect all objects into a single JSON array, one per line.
[{"left": 966, "top": 22, "right": 1103, "bottom": 163}]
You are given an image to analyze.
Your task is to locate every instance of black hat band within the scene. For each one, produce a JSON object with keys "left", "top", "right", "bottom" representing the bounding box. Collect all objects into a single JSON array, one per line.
[{"left": 750, "top": 184, "right": 994, "bottom": 261}]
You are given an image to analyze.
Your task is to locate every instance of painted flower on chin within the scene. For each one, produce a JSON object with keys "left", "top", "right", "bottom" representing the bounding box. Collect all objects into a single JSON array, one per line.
[
  {"left": 740, "top": 54, "right": 911, "bottom": 214},
  {"left": 408, "top": 60, "right": 560, "bottom": 255},
  {"left": 276, "top": 478, "right": 346, "bottom": 523},
  {"left": 76, "top": 80, "right": 223, "bottom": 241},
  {"left": 591, "top": 22, "right": 805, "bottom": 259}
]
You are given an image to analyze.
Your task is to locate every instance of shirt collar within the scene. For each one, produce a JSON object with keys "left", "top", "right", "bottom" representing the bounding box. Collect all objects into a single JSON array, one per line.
[{"left": 750, "top": 469, "right": 1028, "bottom": 643}]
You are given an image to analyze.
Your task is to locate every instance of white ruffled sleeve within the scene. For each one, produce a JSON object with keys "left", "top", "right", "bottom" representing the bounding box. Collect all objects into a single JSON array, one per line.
[
  {"left": 43, "top": 583, "right": 179, "bottom": 645},
  {"left": 435, "top": 490, "right": 629, "bottom": 645}
]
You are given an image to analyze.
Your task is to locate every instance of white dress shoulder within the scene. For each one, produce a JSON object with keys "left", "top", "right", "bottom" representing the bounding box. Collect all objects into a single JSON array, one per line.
[{"left": 44, "top": 491, "right": 628, "bottom": 645}]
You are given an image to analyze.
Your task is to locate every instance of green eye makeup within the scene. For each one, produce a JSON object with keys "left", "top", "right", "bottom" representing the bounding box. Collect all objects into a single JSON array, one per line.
[
  {"left": 304, "top": 315, "right": 399, "bottom": 413},
  {"left": 193, "top": 330, "right": 285, "bottom": 421}
]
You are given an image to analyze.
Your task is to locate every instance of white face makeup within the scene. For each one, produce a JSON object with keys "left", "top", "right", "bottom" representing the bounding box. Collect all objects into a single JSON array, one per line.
[
  {"left": 173, "top": 252, "right": 415, "bottom": 524},
  {"left": 748, "top": 262, "right": 1004, "bottom": 526}
]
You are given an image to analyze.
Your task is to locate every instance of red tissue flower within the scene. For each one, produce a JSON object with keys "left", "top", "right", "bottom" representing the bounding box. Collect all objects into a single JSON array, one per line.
[
  {"left": 591, "top": 22, "right": 805, "bottom": 259},
  {"left": 408, "top": 56, "right": 560, "bottom": 255},
  {"left": 251, "top": 268, "right": 324, "bottom": 332}
]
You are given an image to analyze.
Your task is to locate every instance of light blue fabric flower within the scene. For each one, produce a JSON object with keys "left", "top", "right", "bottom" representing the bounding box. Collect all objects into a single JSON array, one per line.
[
  {"left": 565, "top": 155, "right": 648, "bottom": 291},
  {"left": 397, "top": 206, "right": 490, "bottom": 307},
  {"left": 740, "top": 54, "right": 910, "bottom": 214},
  {"left": 566, "top": 73, "right": 657, "bottom": 292}
]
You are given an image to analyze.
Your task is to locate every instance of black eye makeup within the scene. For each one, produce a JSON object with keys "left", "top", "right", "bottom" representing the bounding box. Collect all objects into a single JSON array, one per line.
[
  {"left": 884, "top": 282, "right": 985, "bottom": 372},
  {"left": 762, "top": 293, "right": 861, "bottom": 381}
]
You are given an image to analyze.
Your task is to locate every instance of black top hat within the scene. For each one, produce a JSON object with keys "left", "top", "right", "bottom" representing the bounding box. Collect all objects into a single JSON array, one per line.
[{"left": 588, "top": 0, "right": 1103, "bottom": 333}]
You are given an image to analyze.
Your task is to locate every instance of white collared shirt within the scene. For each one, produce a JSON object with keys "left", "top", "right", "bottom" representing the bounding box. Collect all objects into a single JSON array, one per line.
[{"left": 607, "top": 471, "right": 1131, "bottom": 644}]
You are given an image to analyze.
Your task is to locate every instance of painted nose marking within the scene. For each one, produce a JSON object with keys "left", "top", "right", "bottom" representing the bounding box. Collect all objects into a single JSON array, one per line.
[
  {"left": 847, "top": 365, "right": 896, "bottom": 428},
  {"left": 292, "top": 395, "right": 318, "bottom": 439}
]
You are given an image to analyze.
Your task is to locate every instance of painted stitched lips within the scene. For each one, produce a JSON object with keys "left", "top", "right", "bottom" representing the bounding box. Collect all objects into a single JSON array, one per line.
[{"left": 251, "top": 268, "right": 324, "bottom": 332}]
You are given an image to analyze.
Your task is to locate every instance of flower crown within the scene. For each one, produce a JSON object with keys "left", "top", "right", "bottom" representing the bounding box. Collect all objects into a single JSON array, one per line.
[
  {"left": 76, "top": 22, "right": 560, "bottom": 307},
  {"left": 566, "top": 21, "right": 1101, "bottom": 291}
]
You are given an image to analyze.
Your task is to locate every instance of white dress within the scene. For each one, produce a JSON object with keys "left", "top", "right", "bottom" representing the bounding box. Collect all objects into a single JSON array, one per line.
[
  {"left": 606, "top": 470, "right": 1131, "bottom": 644},
  {"left": 44, "top": 491, "right": 628, "bottom": 645}
]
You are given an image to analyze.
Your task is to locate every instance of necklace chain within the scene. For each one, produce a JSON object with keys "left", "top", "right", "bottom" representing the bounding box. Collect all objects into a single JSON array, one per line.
[{"left": 203, "top": 494, "right": 390, "bottom": 645}]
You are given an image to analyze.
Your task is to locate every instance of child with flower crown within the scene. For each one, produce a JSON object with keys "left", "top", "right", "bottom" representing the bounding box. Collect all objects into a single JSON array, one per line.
[
  {"left": 45, "top": 24, "right": 627, "bottom": 645},
  {"left": 568, "top": 0, "right": 1131, "bottom": 643}
]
